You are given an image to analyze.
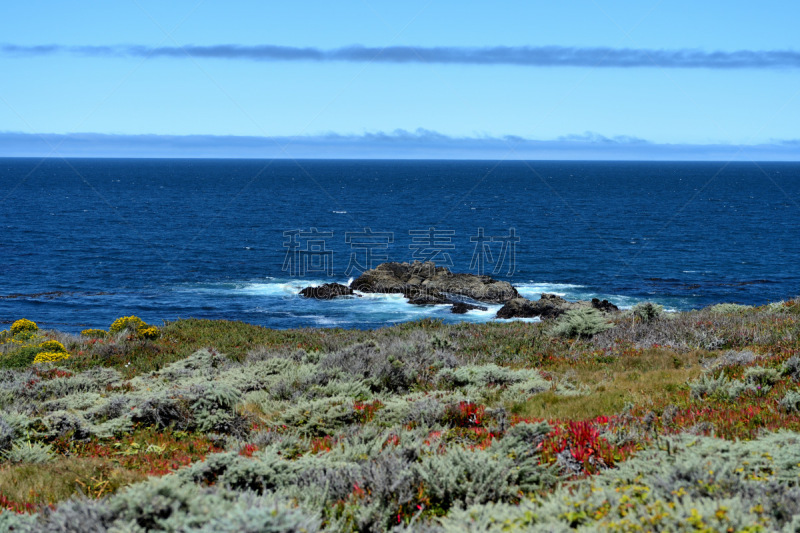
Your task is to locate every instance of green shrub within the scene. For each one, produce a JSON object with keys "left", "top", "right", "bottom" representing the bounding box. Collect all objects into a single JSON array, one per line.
[
  {"left": 0, "top": 512, "right": 37, "bottom": 531},
  {"left": 0, "top": 418, "right": 14, "bottom": 452},
  {"left": 33, "top": 351, "right": 71, "bottom": 365},
  {"left": 415, "top": 444, "right": 557, "bottom": 511},
  {"left": 38, "top": 340, "right": 66, "bottom": 353},
  {"left": 441, "top": 431, "right": 800, "bottom": 532},
  {"left": 706, "top": 303, "right": 753, "bottom": 315},
  {"left": 2, "top": 440, "right": 54, "bottom": 464},
  {"left": 631, "top": 301, "right": 663, "bottom": 322},
  {"left": 780, "top": 390, "right": 800, "bottom": 413},
  {"left": 1, "top": 345, "right": 43, "bottom": 369},
  {"left": 549, "top": 308, "right": 612, "bottom": 339},
  {"left": 782, "top": 356, "right": 800, "bottom": 381},
  {"left": 690, "top": 372, "right": 746, "bottom": 401},
  {"left": 704, "top": 349, "right": 758, "bottom": 369},
  {"left": 743, "top": 366, "right": 780, "bottom": 388},
  {"left": 80, "top": 328, "right": 108, "bottom": 338},
  {"left": 10, "top": 319, "right": 38, "bottom": 335},
  {"left": 138, "top": 326, "right": 160, "bottom": 340},
  {"left": 109, "top": 315, "right": 148, "bottom": 334}
]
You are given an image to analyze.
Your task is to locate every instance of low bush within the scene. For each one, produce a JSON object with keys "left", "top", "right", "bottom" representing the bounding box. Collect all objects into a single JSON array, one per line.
[
  {"left": 707, "top": 303, "right": 753, "bottom": 315},
  {"left": 38, "top": 340, "right": 66, "bottom": 353},
  {"left": 549, "top": 308, "right": 612, "bottom": 339},
  {"left": 2, "top": 440, "right": 54, "bottom": 464},
  {"left": 109, "top": 315, "right": 148, "bottom": 335},
  {"left": 11, "top": 319, "right": 38, "bottom": 336},
  {"left": 2, "top": 304, "right": 800, "bottom": 529},
  {"left": 80, "top": 329, "right": 108, "bottom": 338},
  {"left": 33, "top": 351, "right": 71, "bottom": 365},
  {"left": 631, "top": 301, "right": 663, "bottom": 322},
  {"left": 138, "top": 326, "right": 160, "bottom": 340},
  {"left": 1, "top": 345, "right": 43, "bottom": 369}
]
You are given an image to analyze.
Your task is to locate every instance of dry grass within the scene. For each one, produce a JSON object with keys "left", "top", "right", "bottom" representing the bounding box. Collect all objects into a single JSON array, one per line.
[
  {"left": 0, "top": 457, "right": 145, "bottom": 506},
  {"left": 512, "top": 348, "right": 704, "bottom": 420}
]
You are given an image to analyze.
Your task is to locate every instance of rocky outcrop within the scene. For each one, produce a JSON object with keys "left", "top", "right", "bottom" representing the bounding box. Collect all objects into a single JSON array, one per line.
[
  {"left": 496, "top": 296, "right": 563, "bottom": 320},
  {"left": 450, "top": 302, "right": 488, "bottom": 314},
  {"left": 407, "top": 291, "right": 450, "bottom": 305},
  {"left": 350, "top": 261, "right": 518, "bottom": 305},
  {"left": 496, "top": 293, "right": 619, "bottom": 319},
  {"left": 299, "top": 283, "right": 355, "bottom": 300},
  {"left": 591, "top": 298, "right": 619, "bottom": 313}
]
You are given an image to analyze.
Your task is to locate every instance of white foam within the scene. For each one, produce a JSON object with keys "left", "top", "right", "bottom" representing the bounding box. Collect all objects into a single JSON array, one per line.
[
  {"left": 173, "top": 278, "right": 681, "bottom": 328},
  {"left": 237, "top": 280, "right": 329, "bottom": 297},
  {"left": 515, "top": 282, "right": 586, "bottom": 298},
  {"left": 495, "top": 316, "right": 542, "bottom": 323}
]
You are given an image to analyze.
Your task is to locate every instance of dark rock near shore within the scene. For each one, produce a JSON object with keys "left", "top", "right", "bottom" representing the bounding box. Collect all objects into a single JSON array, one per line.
[
  {"left": 407, "top": 290, "right": 450, "bottom": 305},
  {"left": 591, "top": 298, "right": 619, "bottom": 313},
  {"left": 350, "top": 261, "right": 519, "bottom": 304},
  {"left": 299, "top": 283, "right": 355, "bottom": 300},
  {"left": 496, "top": 293, "right": 620, "bottom": 320},
  {"left": 496, "top": 297, "right": 553, "bottom": 319},
  {"left": 450, "top": 302, "right": 488, "bottom": 314}
]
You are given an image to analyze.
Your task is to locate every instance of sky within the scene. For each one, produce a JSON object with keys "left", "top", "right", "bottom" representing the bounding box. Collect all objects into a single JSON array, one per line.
[{"left": 1, "top": 1, "right": 799, "bottom": 159}]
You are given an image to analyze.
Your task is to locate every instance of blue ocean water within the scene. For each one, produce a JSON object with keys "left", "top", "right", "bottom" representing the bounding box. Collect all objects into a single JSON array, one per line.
[{"left": 1, "top": 158, "right": 798, "bottom": 333}]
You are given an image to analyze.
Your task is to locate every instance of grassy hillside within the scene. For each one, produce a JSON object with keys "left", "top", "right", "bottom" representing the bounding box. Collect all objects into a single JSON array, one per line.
[{"left": 1, "top": 300, "right": 799, "bottom": 531}]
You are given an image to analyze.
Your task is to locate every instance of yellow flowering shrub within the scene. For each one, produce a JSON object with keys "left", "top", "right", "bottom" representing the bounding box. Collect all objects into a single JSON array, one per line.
[
  {"left": 81, "top": 328, "right": 108, "bottom": 338},
  {"left": 109, "top": 316, "right": 148, "bottom": 335},
  {"left": 138, "top": 326, "right": 160, "bottom": 340},
  {"left": 11, "top": 319, "right": 38, "bottom": 335},
  {"left": 33, "top": 351, "right": 70, "bottom": 364},
  {"left": 39, "top": 340, "right": 67, "bottom": 353}
]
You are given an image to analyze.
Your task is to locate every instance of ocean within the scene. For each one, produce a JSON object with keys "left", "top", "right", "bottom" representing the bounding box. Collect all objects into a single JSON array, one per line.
[{"left": 1, "top": 158, "right": 798, "bottom": 333}]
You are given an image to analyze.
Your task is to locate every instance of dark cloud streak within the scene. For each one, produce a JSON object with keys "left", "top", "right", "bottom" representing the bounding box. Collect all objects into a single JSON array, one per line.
[
  {"left": 1, "top": 131, "right": 798, "bottom": 161},
  {"left": 3, "top": 43, "right": 800, "bottom": 69}
]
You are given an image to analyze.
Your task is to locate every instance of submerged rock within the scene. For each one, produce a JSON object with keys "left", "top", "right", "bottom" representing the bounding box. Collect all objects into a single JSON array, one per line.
[
  {"left": 299, "top": 283, "right": 355, "bottom": 300},
  {"left": 450, "top": 302, "right": 488, "bottom": 314}
]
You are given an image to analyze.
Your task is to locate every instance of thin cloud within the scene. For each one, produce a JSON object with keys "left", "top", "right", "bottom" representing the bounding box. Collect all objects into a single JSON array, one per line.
[
  {"left": 3, "top": 43, "right": 800, "bottom": 69},
  {"left": 1, "top": 130, "right": 798, "bottom": 160}
]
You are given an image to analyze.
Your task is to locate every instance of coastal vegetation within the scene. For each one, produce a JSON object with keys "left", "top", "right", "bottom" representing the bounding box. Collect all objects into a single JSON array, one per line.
[{"left": 0, "top": 299, "right": 799, "bottom": 531}]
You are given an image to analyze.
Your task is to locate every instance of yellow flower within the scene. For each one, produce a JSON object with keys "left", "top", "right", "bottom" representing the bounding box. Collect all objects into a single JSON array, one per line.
[
  {"left": 81, "top": 328, "right": 108, "bottom": 338},
  {"left": 138, "top": 326, "right": 160, "bottom": 340},
  {"left": 33, "top": 351, "right": 70, "bottom": 364},
  {"left": 39, "top": 340, "right": 66, "bottom": 353},
  {"left": 109, "top": 316, "right": 148, "bottom": 334},
  {"left": 11, "top": 319, "right": 38, "bottom": 335}
]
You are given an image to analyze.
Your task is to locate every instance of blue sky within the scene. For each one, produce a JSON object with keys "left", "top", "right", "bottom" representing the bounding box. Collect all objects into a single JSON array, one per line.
[{"left": 1, "top": 1, "right": 799, "bottom": 159}]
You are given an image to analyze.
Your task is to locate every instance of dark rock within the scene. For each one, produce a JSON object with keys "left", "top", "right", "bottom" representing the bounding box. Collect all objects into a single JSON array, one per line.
[
  {"left": 591, "top": 298, "right": 619, "bottom": 313},
  {"left": 408, "top": 292, "right": 451, "bottom": 305},
  {"left": 451, "top": 302, "right": 488, "bottom": 314},
  {"left": 350, "top": 261, "right": 518, "bottom": 304},
  {"left": 299, "top": 283, "right": 355, "bottom": 300},
  {"left": 496, "top": 293, "right": 619, "bottom": 319},
  {"left": 496, "top": 298, "right": 549, "bottom": 319},
  {"left": 405, "top": 286, "right": 451, "bottom": 305}
]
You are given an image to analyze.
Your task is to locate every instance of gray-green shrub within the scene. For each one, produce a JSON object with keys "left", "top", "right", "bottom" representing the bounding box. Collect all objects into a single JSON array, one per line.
[
  {"left": 549, "top": 308, "right": 612, "bottom": 338},
  {"left": 780, "top": 389, "right": 800, "bottom": 413},
  {"left": 632, "top": 301, "right": 663, "bottom": 322},
  {"left": 2, "top": 440, "right": 53, "bottom": 464}
]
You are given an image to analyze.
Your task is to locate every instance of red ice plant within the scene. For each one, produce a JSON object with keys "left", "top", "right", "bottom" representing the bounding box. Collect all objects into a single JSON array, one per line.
[
  {"left": 445, "top": 401, "right": 485, "bottom": 428},
  {"left": 353, "top": 400, "right": 384, "bottom": 423},
  {"left": 538, "top": 416, "right": 638, "bottom": 476}
]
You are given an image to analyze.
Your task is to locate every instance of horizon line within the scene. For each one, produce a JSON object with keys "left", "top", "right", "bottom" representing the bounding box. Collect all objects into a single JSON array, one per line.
[{"left": 1, "top": 130, "right": 798, "bottom": 162}]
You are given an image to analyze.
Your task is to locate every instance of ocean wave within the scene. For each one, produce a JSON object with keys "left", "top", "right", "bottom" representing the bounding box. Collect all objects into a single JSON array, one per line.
[{"left": 167, "top": 278, "right": 685, "bottom": 329}]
